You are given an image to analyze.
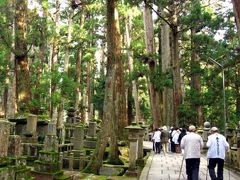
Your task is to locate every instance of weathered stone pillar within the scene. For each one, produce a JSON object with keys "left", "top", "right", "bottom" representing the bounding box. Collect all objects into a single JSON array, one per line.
[
  {"left": 202, "top": 121, "right": 210, "bottom": 151},
  {"left": 141, "top": 124, "right": 149, "bottom": 141},
  {"left": 79, "top": 151, "right": 86, "bottom": 170},
  {"left": 44, "top": 122, "right": 58, "bottom": 151},
  {"left": 48, "top": 122, "right": 57, "bottom": 136},
  {"left": 69, "top": 152, "right": 74, "bottom": 171},
  {"left": 87, "top": 121, "right": 97, "bottom": 137},
  {"left": 73, "top": 125, "right": 84, "bottom": 150},
  {"left": 0, "top": 120, "right": 10, "bottom": 157},
  {"left": 26, "top": 114, "right": 37, "bottom": 134},
  {"left": 125, "top": 122, "right": 142, "bottom": 176},
  {"left": 136, "top": 128, "right": 144, "bottom": 166},
  {"left": 59, "top": 152, "right": 63, "bottom": 170}
]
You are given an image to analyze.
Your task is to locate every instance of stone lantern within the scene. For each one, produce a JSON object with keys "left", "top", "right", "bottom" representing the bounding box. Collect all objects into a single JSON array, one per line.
[
  {"left": 202, "top": 121, "right": 211, "bottom": 152},
  {"left": 125, "top": 122, "right": 143, "bottom": 176}
]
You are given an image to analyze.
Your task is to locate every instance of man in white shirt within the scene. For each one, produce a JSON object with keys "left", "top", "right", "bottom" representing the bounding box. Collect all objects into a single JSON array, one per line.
[
  {"left": 152, "top": 128, "right": 161, "bottom": 154},
  {"left": 181, "top": 125, "right": 203, "bottom": 180},
  {"left": 207, "top": 127, "right": 229, "bottom": 180}
]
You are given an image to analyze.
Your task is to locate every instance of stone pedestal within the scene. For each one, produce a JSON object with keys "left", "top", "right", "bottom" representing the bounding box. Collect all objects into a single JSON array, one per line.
[
  {"left": 0, "top": 119, "right": 10, "bottom": 157},
  {"left": 84, "top": 121, "right": 97, "bottom": 149},
  {"left": 8, "top": 135, "right": 22, "bottom": 157},
  {"left": 125, "top": 122, "right": 142, "bottom": 176}
]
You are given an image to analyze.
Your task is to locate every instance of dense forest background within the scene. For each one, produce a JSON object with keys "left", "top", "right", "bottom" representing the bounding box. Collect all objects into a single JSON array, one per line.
[{"left": 0, "top": 0, "right": 239, "bottom": 132}]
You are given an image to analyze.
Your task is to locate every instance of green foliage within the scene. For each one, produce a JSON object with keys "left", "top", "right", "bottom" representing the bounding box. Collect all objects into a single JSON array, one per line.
[{"left": 178, "top": 104, "right": 197, "bottom": 128}]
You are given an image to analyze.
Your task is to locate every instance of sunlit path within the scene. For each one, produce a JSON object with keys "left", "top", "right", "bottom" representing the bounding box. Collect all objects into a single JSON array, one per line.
[{"left": 140, "top": 141, "right": 240, "bottom": 180}]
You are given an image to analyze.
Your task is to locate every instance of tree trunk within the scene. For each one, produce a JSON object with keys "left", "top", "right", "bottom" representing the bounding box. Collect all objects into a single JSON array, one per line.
[
  {"left": 161, "top": 22, "right": 173, "bottom": 126},
  {"left": 169, "top": 2, "right": 182, "bottom": 126},
  {"left": 83, "top": 0, "right": 123, "bottom": 173},
  {"left": 64, "top": 9, "right": 74, "bottom": 73},
  {"left": 190, "top": 28, "right": 203, "bottom": 126},
  {"left": 49, "top": 0, "right": 60, "bottom": 118},
  {"left": 143, "top": 4, "right": 162, "bottom": 128},
  {"left": 15, "top": 0, "right": 30, "bottom": 111},
  {"left": 232, "top": 0, "right": 240, "bottom": 117},
  {"left": 232, "top": 0, "right": 240, "bottom": 40},
  {"left": 86, "top": 61, "right": 91, "bottom": 123},
  {"left": 125, "top": 9, "right": 141, "bottom": 124},
  {"left": 75, "top": 10, "right": 85, "bottom": 121},
  {"left": 108, "top": 0, "right": 125, "bottom": 164}
]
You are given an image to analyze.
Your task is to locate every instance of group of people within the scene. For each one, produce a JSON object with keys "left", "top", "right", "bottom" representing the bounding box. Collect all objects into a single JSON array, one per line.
[
  {"left": 150, "top": 125, "right": 229, "bottom": 180},
  {"left": 150, "top": 126, "right": 170, "bottom": 154}
]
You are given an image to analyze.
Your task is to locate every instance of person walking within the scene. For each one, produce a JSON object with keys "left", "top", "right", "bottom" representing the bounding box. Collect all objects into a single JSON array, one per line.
[
  {"left": 206, "top": 127, "right": 229, "bottom": 180},
  {"left": 152, "top": 128, "right": 161, "bottom": 154},
  {"left": 173, "top": 129, "right": 181, "bottom": 153},
  {"left": 161, "top": 126, "right": 169, "bottom": 154},
  {"left": 180, "top": 125, "right": 203, "bottom": 180}
]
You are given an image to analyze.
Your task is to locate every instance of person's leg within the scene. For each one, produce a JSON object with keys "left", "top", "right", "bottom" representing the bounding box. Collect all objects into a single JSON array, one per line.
[
  {"left": 186, "top": 159, "right": 194, "bottom": 180},
  {"left": 208, "top": 158, "right": 217, "bottom": 180},
  {"left": 152, "top": 140, "right": 155, "bottom": 151},
  {"left": 191, "top": 158, "right": 200, "bottom": 180},
  {"left": 185, "top": 159, "right": 191, "bottom": 180},
  {"left": 155, "top": 142, "right": 160, "bottom": 153},
  {"left": 165, "top": 142, "right": 168, "bottom": 153},
  {"left": 171, "top": 142, "right": 176, "bottom": 152},
  {"left": 217, "top": 158, "right": 224, "bottom": 180}
]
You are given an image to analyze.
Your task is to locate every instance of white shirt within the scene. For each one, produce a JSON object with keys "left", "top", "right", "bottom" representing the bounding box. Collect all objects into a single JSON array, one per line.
[
  {"left": 152, "top": 131, "right": 161, "bottom": 142},
  {"left": 181, "top": 132, "right": 203, "bottom": 159},
  {"left": 172, "top": 132, "right": 180, "bottom": 144},
  {"left": 206, "top": 133, "right": 229, "bottom": 160}
]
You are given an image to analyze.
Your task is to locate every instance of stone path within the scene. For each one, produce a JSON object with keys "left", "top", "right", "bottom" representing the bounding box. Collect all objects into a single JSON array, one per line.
[{"left": 139, "top": 141, "right": 240, "bottom": 180}]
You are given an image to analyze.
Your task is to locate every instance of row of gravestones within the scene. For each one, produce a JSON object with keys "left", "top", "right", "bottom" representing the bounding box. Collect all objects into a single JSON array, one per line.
[
  {"left": 0, "top": 111, "right": 99, "bottom": 179},
  {"left": 0, "top": 112, "right": 152, "bottom": 179},
  {"left": 225, "top": 122, "right": 240, "bottom": 171}
]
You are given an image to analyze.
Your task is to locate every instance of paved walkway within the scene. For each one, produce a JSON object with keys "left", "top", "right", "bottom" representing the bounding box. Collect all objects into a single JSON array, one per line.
[{"left": 139, "top": 141, "right": 240, "bottom": 180}]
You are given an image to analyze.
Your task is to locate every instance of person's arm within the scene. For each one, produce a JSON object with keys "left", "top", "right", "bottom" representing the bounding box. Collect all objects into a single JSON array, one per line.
[
  {"left": 206, "top": 136, "right": 211, "bottom": 147},
  {"left": 180, "top": 136, "right": 186, "bottom": 149},
  {"left": 224, "top": 137, "right": 229, "bottom": 150}
]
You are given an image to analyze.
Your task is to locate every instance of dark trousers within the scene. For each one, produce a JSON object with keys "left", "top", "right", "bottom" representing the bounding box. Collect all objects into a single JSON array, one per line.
[
  {"left": 185, "top": 158, "right": 200, "bottom": 180},
  {"left": 155, "top": 142, "right": 161, "bottom": 153},
  {"left": 208, "top": 158, "right": 224, "bottom": 180},
  {"left": 171, "top": 141, "right": 175, "bottom": 152}
]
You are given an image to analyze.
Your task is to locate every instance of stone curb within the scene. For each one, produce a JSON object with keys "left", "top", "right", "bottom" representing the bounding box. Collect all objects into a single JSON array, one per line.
[{"left": 138, "top": 152, "right": 154, "bottom": 180}]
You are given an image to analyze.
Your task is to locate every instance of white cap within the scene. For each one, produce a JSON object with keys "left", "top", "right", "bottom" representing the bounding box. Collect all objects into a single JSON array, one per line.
[
  {"left": 211, "top": 127, "right": 218, "bottom": 132},
  {"left": 189, "top": 125, "right": 196, "bottom": 132}
]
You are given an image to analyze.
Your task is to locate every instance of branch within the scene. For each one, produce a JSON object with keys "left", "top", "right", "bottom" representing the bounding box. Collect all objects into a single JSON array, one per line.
[{"left": 144, "top": 1, "right": 172, "bottom": 28}]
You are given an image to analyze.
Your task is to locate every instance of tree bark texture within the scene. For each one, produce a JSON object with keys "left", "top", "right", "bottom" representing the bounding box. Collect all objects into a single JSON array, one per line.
[
  {"left": 190, "top": 28, "right": 203, "bottom": 126},
  {"left": 143, "top": 5, "right": 162, "bottom": 128},
  {"left": 232, "top": 0, "right": 240, "bottom": 40},
  {"left": 125, "top": 11, "right": 141, "bottom": 124},
  {"left": 108, "top": 0, "right": 125, "bottom": 163},
  {"left": 49, "top": 0, "right": 60, "bottom": 118},
  {"left": 83, "top": 0, "right": 124, "bottom": 172},
  {"left": 169, "top": 3, "right": 182, "bottom": 126},
  {"left": 15, "top": 0, "right": 30, "bottom": 110},
  {"left": 161, "top": 22, "right": 173, "bottom": 126},
  {"left": 232, "top": 0, "right": 240, "bottom": 117}
]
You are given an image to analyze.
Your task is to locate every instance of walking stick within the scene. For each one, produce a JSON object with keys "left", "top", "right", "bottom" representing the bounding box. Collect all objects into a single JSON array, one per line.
[
  {"left": 206, "top": 159, "right": 208, "bottom": 180},
  {"left": 229, "top": 167, "right": 230, "bottom": 180},
  {"left": 178, "top": 156, "right": 184, "bottom": 180}
]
